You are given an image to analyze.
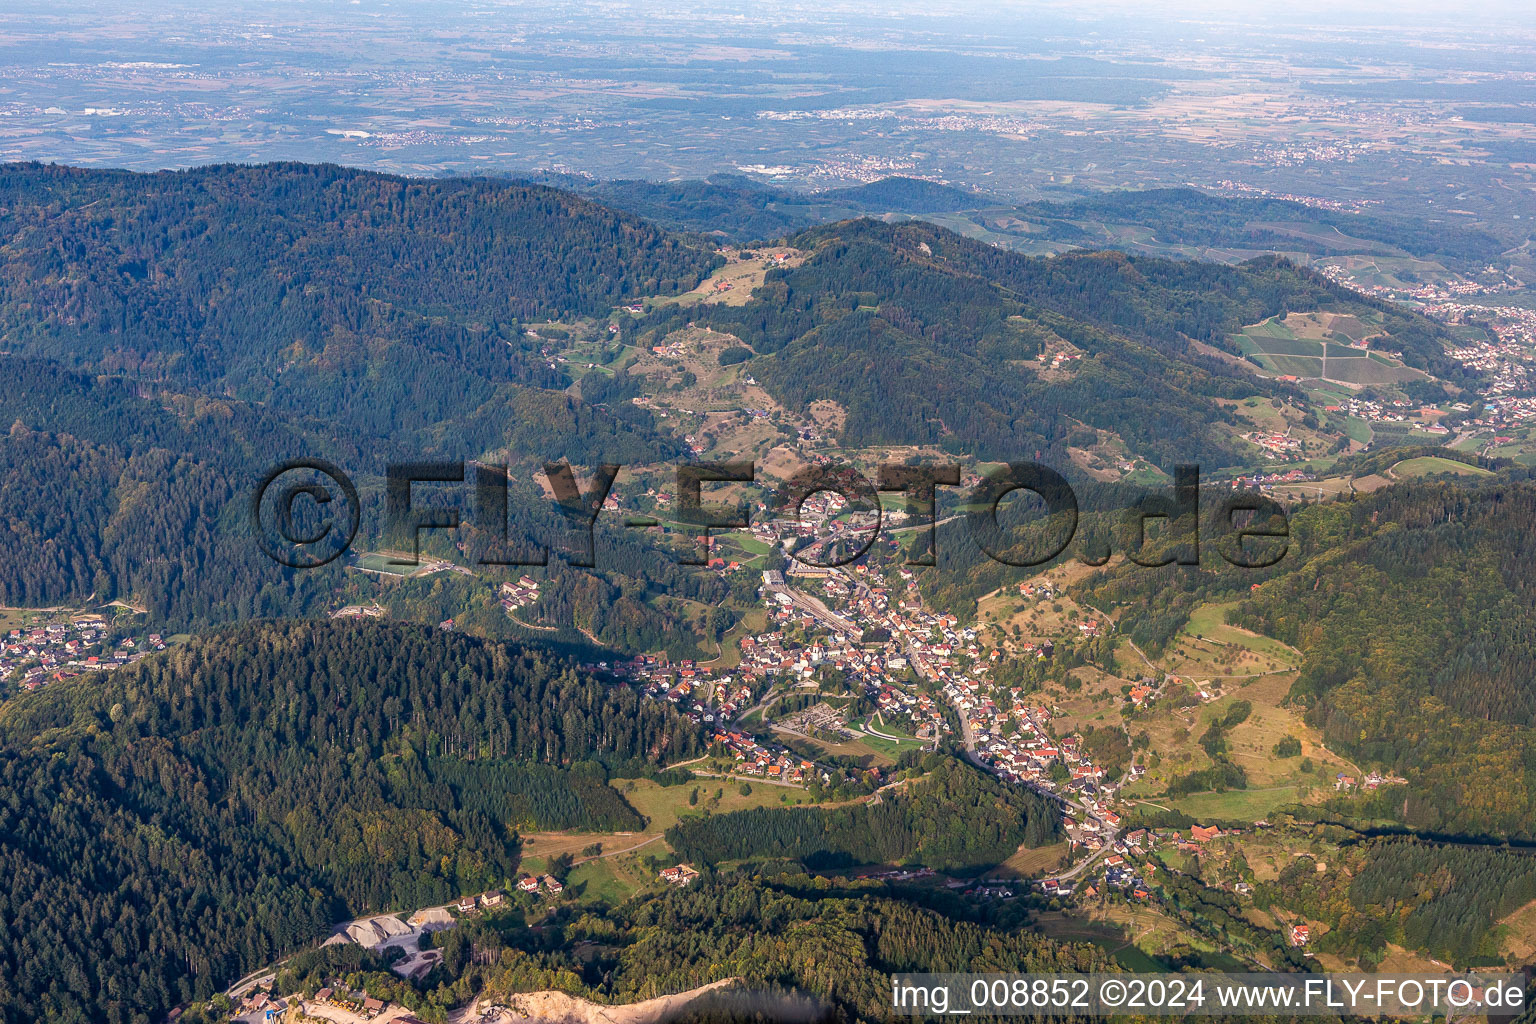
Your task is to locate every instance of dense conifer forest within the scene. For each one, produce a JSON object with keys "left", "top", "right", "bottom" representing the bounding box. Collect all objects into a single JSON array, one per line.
[
  {"left": 0, "top": 162, "right": 718, "bottom": 391},
  {"left": 0, "top": 619, "right": 699, "bottom": 1024},
  {"left": 0, "top": 351, "right": 706, "bottom": 641}
]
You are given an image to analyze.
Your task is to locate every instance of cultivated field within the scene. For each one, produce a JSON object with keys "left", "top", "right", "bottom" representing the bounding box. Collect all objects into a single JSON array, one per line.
[
  {"left": 1235, "top": 312, "right": 1423, "bottom": 385},
  {"left": 656, "top": 249, "right": 803, "bottom": 309},
  {"left": 1390, "top": 456, "right": 1494, "bottom": 479},
  {"left": 1157, "top": 601, "right": 1299, "bottom": 678},
  {"left": 1120, "top": 671, "right": 1359, "bottom": 816}
]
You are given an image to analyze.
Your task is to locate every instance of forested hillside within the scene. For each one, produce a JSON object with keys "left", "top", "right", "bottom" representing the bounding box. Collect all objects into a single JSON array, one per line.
[
  {"left": 531, "top": 171, "right": 819, "bottom": 242},
  {"left": 1227, "top": 479, "right": 1536, "bottom": 836},
  {"left": 0, "top": 162, "right": 716, "bottom": 442},
  {"left": 818, "top": 175, "right": 990, "bottom": 213},
  {"left": 0, "top": 358, "right": 350, "bottom": 617},
  {"left": 1261, "top": 837, "right": 1536, "bottom": 969},
  {"left": 988, "top": 475, "right": 1536, "bottom": 973},
  {"left": 1012, "top": 187, "right": 1508, "bottom": 263},
  {"left": 1, "top": 363, "right": 742, "bottom": 663},
  {"left": 0, "top": 163, "right": 712, "bottom": 639},
  {"left": 545, "top": 171, "right": 1507, "bottom": 267},
  {"left": 632, "top": 218, "right": 1463, "bottom": 467},
  {"left": 0, "top": 619, "right": 698, "bottom": 1024},
  {"left": 0, "top": 165, "right": 1472, "bottom": 636},
  {"left": 1075, "top": 476, "right": 1536, "bottom": 838},
  {"left": 0, "top": 162, "right": 715, "bottom": 371},
  {"left": 601, "top": 879, "right": 1105, "bottom": 1012},
  {"left": 666, "top": 759, "right": 1059, "bottom": 871}
]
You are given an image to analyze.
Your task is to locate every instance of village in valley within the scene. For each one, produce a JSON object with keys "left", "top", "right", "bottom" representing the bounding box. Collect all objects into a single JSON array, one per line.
[
  {"left": 573, "top": 487, "right": 1409, "bottom": 913},
  {"left": 38, "top": 166, "right": 1529, "bottom": 1024},
  {"left": 221, "top": 515, "right": 1420, "bottom": 1022},
  {"left": 232, "top": 292, "right": 1463, "bottom": 1018},
  {"left": 0, "top": 611, "right": 169, "bottom": 692},
  {"left": 164, "top": 285, "right": 1477, "bottom": 1020}
]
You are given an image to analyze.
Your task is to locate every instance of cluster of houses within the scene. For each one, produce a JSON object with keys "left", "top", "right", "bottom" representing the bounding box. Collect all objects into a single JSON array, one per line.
[
  {"left": 1080, "top": 852, "right": 1150, "bottom": 902},
  {"left": 742, "top": 490, "right": 886, "bottom": 568},
  {"left": 1433, "top": 302, "right": 1536, "bottom": 412},
  {"left": 616, "top": 654, "right": 756, "bottom": 724},
  {"left": 1235, "top": 468, "right": 1317, "bottom": 492},
  {"left": 3, "top": 620, "right": 165, "bottom": 690},
  {"left": 1216, "top": 181, "right": 1377, "bottom": 215},
  {"left": 948, "top": 679, "right": 1135, "bottom": 847},
  {"left": 584, "top": 651, "right": 840, "bottom": 787},
  {"left": 230, "top": 990, "right": 291, "bottom": 1022},
  {"left": 1048, "top": 349, "right": 1084, "bottom": 371},
  {"left": 514, "top": 875, "right": 564, "bottom": 897},
  {"left": 595, "top": 539, "right": 1404, "bottom": 940},
  {"left": 453, "top": 888, "right": 513, "bottom": 914},
  {"left": 499, "top": 576, "right": 541, "bottom": 611},
  {"left": 1471, "top": 394, "right": 1536, "bottom": 431},
  {"left": 1242, "top": 430, "right": 1304, "bottom": 459},
  {"left": 1049, "top": 823, "right": 1237, "bottom": 905},
  {"left": 1038, "top": 877, "right": 1076, "bottom": 899},
  {"left": 208, "top": 983, "right": 425, "bottom": 1024},
  {"left": 1017, "top": 580, "right": 1056, "bottom": 600},
  {"left": 1336, "top": 395, "right": 1399, "bottom": 420},
  {"left": 1388, "top": 271, "right": 1524, "bottom": 302},
  {"left": 1334, "top": 770, "right": 1407, "bottom": 792},
  {"left": 297, "top": 988, "right": 434, "bottom": 1024},
  {"left": 1319, "top": 394, "right": 1453, "bottom": 432},
  {"left": 764, "top": 581, "right": 949, "bottom": 740},
  {"left": 586, "top": 568, "right": 958, "bottom": 792},
  {"left": 592, "top": 565, "right": 971, "bottom": 765},
  {"left": 739, "top": 485, "right": 885, "bottom": 562},
  {"left": 708, "top": 728, "right": 821, "bottom": 783},
  {"left": 659, "top": 864, "right": 700, "bottom": 886},
  {"left": 760, "top": 565, "right": 1138, "bottom": 830}
]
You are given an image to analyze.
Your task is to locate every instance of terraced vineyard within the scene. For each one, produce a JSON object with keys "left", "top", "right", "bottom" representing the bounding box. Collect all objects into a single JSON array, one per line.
[{"left": 1236, "top": 311, "right": 1425, "bottom": 385}]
